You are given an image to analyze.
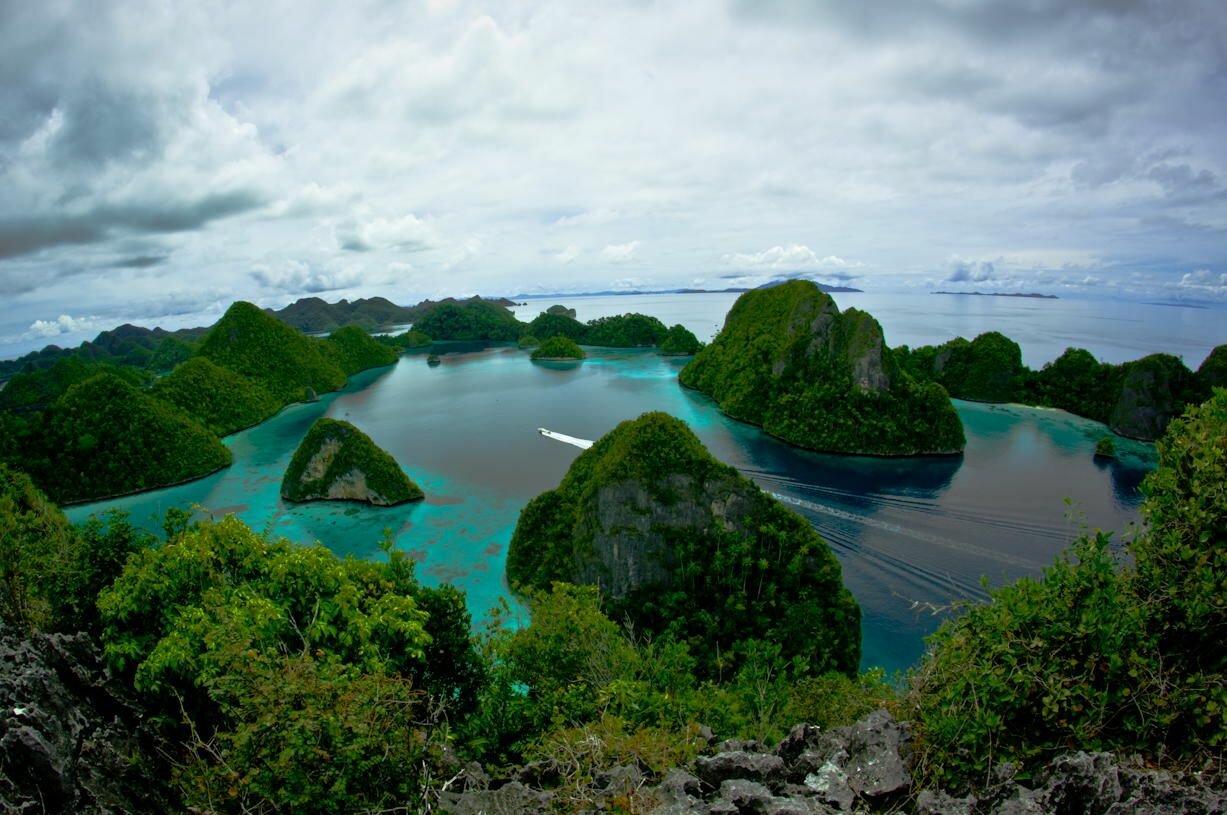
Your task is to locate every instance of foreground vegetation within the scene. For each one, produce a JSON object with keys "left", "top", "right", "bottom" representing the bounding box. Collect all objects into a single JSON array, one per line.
[{"left": 0, "top": 386, "right": 1222, "bottom": 810}]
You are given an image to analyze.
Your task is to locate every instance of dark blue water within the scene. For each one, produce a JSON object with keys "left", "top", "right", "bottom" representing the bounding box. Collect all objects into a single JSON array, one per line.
[{"left": 65, "top": 332, "right": 1161, "bottom": 675}]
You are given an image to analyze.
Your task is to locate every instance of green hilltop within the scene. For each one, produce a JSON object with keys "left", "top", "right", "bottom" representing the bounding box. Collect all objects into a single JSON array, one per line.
[
  {"left": 151, "top": 357, "right": 281, "bottom": 437},
  {"left": 508, "top": 411, "right": 861, "bottom": 678},
  {"left": 680, "top": 281, "right": 965, "bottom": 455}
]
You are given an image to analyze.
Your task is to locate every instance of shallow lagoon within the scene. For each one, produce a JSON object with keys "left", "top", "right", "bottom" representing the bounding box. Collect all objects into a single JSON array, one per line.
[{"left": 66, "top": 340, "right": 1156, "bottom": 675}]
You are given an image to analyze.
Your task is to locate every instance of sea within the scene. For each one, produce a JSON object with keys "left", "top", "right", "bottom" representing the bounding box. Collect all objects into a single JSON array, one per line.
[{"left": 64, "top": 292, "right": 1224, "bottom": 676}]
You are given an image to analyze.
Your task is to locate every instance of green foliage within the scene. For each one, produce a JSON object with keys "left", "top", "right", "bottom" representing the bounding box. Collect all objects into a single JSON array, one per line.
[
  {"left": 97, "top": 515, "right": 472, "bottom": 813},
  {"left": 1198, "top": 345, "right": 1227, "bottom": 392},
  {"left": 584, "top": 313, "right": 669, "bottom": 347},
  {"left": 152, "top": 357, "right": 281, "bottom": 437},
  {"left": 197, "top": 301, "right": 347, "bottom": 405},
  {"left": 1108, "top": 353, "right": 1201, "bottom": 440},
  {"left": 546, "top": 304, "right": 577, "bottom": 318},
  {"left": 413, "top": 301, "right": 525, "bottom": 341},
  {"left": 681, "top": 281, "right": 964, "bottom": 455},
  {"left": 660, "top": 323, "right": 701, "bottom": 355},
  {"left": 910, "top": 389, "right": 1227, "bottom": 788},
  {"left": 0, "top": 356, "right": 153, "bottom": 414},
  {"left": 897, "top": 332, "right": 1024, "bottom": 402},
  {"left": 20, "top": 373, "right": 231, "bottom": 504},
  {"left": 527, "top": 312, "right": 587, "bottom": 342},
  {"left": 378, "top": 329, "right": 433, "bottom": 350},
  {"left": 282, "top": 418, "right": 423, "bottom": 505},
  {"left": 532, "top": 335, "right": 585, "bottom": 360},
  {"left": 1024, "top": 347, "right": 1120, "bottom": 424},
  {"left": 784, "top": 668, "right": 898, "bottom": 732},
  {"left": 507, "top": 412, "right": 860, "bottom": 680},
  {"left": 1130, "top": 389, "right": 1227, "bottom": 744},
  {"left": 1094, "top": 435, "right": 1116, "bottom": 458},
  {"left": 518, "top": 334, "right": 540, "bottom": 349},
  {"left": 0, "top": 465, "right": 151, "bottom": 633},
  {"left": 146, "top": 336, "right": 197, "bottom": 373},
  {"left": 323, "top": 324, "right": 399, "bottom": 375}
]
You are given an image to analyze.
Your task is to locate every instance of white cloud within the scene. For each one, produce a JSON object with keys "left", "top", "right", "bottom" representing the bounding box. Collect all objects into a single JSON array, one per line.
[
  {"left": 945, "top": 259, "right": 997, "bottom": 283},
  {"left": 251, "top": 259, "right": 362, "bottom": 293},
  {"left": 25, "top": 314, "right": 103, "bottom": 339},
  {"left": 555, "top": 244, "right": 581, "bottom": 264},
  {"left": 555, "top": 209, "right": 620, "bottom": 227},
  {"left": 1176, "top": 269, "right": 1227, "bottom": 295},
  {"left": 602, "top": 240, "right": 640, "bottom": 263},
  {"left": 336, "top": 214, "right": 436, "bottom": 253},
  {"left": 724, "top": 245, "right": 854, "bottom": 271}
]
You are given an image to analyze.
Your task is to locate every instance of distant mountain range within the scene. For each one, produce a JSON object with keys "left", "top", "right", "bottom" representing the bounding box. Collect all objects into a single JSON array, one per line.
[
  {"left": 932, "top": 291, "right": 1058, "bottom": 299},
  {"left": 265, "top": 295, "right": 518, "bottom": 333}
]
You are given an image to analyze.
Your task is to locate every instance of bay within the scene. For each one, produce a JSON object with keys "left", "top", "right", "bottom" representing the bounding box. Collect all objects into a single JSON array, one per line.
[{"left": 65, "top": 292, "right": 1221, "bottom": 675}]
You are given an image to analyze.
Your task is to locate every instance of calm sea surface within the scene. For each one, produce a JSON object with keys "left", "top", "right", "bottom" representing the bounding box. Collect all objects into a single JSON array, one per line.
[{"left": 66, "top": 293, "right": 1223, "bottom": 675}]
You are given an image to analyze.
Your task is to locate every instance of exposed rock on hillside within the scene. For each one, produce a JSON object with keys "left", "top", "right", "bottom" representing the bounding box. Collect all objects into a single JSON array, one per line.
[
  {"left": 0, "top": 623, "right": 173, "bottom": 814},
  {"left": 507, "top": 412, "right": 860, "bottom": 676},
  {"left": 281, "top": 418, "right": 422, "bottom": 506},
  {"left": 437, "top": 710, "right": 1226, "bottom": 814},
  {"left": 680, "top": 281, "right": 964, "bottom": 455}
]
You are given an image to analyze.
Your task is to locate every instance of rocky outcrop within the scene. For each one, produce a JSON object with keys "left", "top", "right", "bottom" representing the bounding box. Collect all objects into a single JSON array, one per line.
[
  {"left": 0, "top": 623, "right": 173, "bottom": 814},
  {"left": 281, "top": 417, "right": 423, "bottom": 506},
  {"left": 679, "top": 280, "right": 964, "bottom": 456},
  {"left": 437, "top": 711, "right": 1226, "bottom": 815},
  {"left": 1109, "top": 354, "right": 1200, "bottom": 440}
]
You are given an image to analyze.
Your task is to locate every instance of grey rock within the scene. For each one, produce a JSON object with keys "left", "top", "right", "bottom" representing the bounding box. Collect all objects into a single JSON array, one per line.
[
  {"left": 515, "top": 758, "right": 561, "bottom": 788},
  {"left": 717, "top": 738, "right": 769, "bottom": 755},
  {"left": 437, "top": 780, "right": 553, "bottom": 815},
  {"left": 776, "top": 724, "right": 824, "bottom": 765},
  {"left": 650, "top": 769, "right": 704, "bottom": 814},
  {"left": 696, "top": 751, "right": 785, "bottom": 788},
  {"left": 705, "top": 800, "right": 741, "bottom": 814},
  {"left": 842, "top": 708, "right": 910, "bottom": 801},
  {"left": 803, "top": 758, "right": 855, "bottom": 811},
  {"left": 0, "top": 623, "right": 173, "bottom": 815},
  {"left": 699, "top": 725, "right": 717, "bottom": 745},
  {"left": 595, "top": 763, "right": 646, "bottom": 794},
  {"left": 720, "top": 778, "right": 774, "bottom": 811},
  {"left": 915, "top": 789, "right": 977, "bottom": 815}
]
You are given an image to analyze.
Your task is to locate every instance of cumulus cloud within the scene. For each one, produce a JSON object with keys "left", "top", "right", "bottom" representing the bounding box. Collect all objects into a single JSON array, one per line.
[
  {"left": 1175, "top": 269, "right": 1227, "bottom": 296},
  {"left": 251, "top": 260, "right": 362, "bottom": 294},
  {"left": 602, "top": 241, "right": 640, "bottom": 263},
  {"left": 26, "top": 314, "right": 103, "bottom": 339},
  {"left": 724, "top": 245, "right": 855, "bottom": 272}
]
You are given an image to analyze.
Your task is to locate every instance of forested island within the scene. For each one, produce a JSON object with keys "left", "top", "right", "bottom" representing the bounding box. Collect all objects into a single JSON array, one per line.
[
  {"left": 282, "top": 418, "right": 423, "bottom": 506},
  {"left": 896, "top": 331, "right": 1225, "bottom": 441},
  {"left": 680, "top": 281, "right": 965, "bottom": 456}
]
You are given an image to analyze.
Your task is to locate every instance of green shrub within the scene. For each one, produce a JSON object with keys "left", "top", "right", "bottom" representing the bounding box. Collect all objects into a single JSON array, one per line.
[
  {"left": 152, "top": 357, "right": 280, "bottom": 436},
  {"left": 532, "top": 335, "right": 585, "bottom": 360},
  {"left": 660, "top": 323, "right": 701, "bottom": 355}
]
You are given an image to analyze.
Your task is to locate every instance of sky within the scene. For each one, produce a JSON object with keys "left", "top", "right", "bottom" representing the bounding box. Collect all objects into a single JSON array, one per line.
[{"left": 1, "top": 0, "right": 1226, "bottom": 358}]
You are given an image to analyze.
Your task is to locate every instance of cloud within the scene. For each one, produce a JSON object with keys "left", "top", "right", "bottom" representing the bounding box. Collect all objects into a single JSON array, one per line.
[
  {"left": 25, "top": 314, "right": 104, "bottom": 339},
  {"left": 336, "top": 214, "right": 437, "bottom": 253},
  {"left": 602, "top": 240, "right": 640, "bottom": 263},
  {"left": 555, "top": 209, "right": 620, "bottom": 227},
  {"left": 945, "top": 259, "right": 997, "bottom": 283},
  {"left": 251, "top": 260, "right": 362, "bottom": 294},
  {"left": 724, "top": 245, "right": 855, "bottom": 272},
  {"left": 554, "top": 244, "right": 580, "bottom": 264},
  {"left": 1175, "top": 268, "right": 1227, "bottom": 296}
]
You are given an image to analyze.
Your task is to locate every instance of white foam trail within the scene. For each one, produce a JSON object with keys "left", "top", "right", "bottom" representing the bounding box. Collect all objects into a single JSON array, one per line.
[{"left": 537, "top": 428, "right": 594, "bottom": 450}]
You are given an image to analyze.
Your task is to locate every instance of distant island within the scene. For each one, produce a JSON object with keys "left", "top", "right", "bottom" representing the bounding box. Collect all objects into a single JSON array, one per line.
[
  {"left": 932, "top": 291, "right": 1058, "bottom": 299},
  {"left": 513, "top": 280, "right": 864, "bottom": 299}
]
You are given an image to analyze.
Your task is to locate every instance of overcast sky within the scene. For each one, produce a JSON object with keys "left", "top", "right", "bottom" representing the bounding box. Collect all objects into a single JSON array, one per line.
[{"left": 1, "top": 0, "right": 1226, "bottom": 357}]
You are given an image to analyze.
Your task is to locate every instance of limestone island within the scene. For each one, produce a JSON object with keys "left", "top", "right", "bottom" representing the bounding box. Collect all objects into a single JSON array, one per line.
[
  {"left": 679, "top": 280, "right": 965, "bottom": 455},
  {"left": 545, "top": 303, "right": 577, "bottom": 319},
  {"left": 281, "top": 418, "right": 423, "bottom": 506},
  {"left": 508, "top": 411, "right": 860, "bottom": 676},
  {"left": 531, "top": 335, "right": 585, "bottom": 361}
]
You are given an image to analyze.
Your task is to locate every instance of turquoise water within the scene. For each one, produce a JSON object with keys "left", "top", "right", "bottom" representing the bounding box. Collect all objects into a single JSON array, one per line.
[{"left": 65, "top": 339, "right": 1158, "bottom": 676}]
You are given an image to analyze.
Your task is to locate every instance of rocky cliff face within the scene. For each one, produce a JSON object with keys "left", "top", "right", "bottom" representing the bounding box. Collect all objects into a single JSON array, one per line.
[
  {"left": 0, "top": 623, "right": 173, "bottom": 815},
  {"left": 281, "top": 417, "right": 423, "bottom": 506},
  {"left": 436, "top": 710, "right": 1226, "bottom": 815}
]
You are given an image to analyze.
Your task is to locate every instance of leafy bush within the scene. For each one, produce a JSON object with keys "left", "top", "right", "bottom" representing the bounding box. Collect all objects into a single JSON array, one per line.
[
  {"left": 0, "top": 356, "right": 153, "bottom": 414},
  {"left": 1094, "top": 435, "right": 1116, "bottom": 458},
  {"left": 910, "top": 389, "right": 1227, "bottom": 789},
  {"left": 518, "top": 334, "right": 540, "bottom": 349},
  {"left": 897, "top": 332, "right": 1024, "bottom": 402},
  {"left": 378, "top": 329, "right": 433, "bottom": 350},
  {"left": 527, "top": 312, "right": 587, "bottom": 342}
]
